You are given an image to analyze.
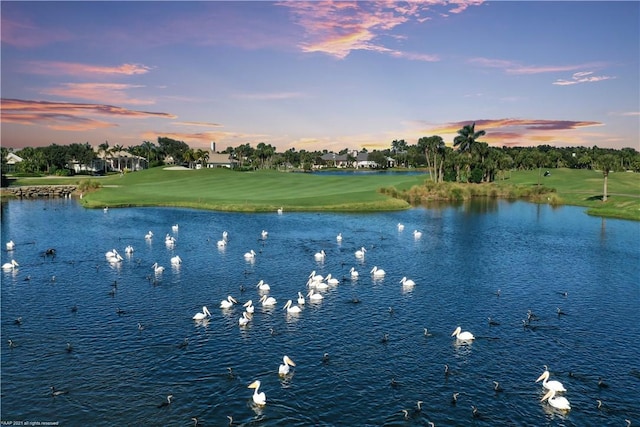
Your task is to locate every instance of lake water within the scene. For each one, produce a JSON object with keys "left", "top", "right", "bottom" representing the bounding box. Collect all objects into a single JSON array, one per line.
[{"left": 1, "top": 199, "right": 639, "bottom": 426}]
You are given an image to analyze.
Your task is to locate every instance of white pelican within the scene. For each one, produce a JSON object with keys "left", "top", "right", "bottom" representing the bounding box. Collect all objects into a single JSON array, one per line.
[
  {"left": 350, "top": 267, "right": 359, "bottom": 279},
  {"left": 145, "top": 231, "right": 154, "bottom": 240},
  {"left": 125, "top": 245, "right": 134, "bottom": 254},
  {"left": 171, "top": 255, "right": 182, "bottom": 265},
  {"left": 193, "top": 306, "right": 211, "bottom": 320},
  {"left": 279, "top": 355, "right": 296, "bottom": 375},
  {"left": 397, "top": 223, "right": 405, "bottom": 231},
  {"left": 261, "top": 230, "right": 268, "bottom": 239},
  {"left": 536, "top": 368, "right": 567, "bottom": 392},
  {"left": 297, "top": 291, "right": 306, "bottom": 305},
  {"left": 336, "top": 233, "right": 343, "bottom": 242},
  {"left": 2, "top": 259, "right": 19, "bottom": 271},
  {"left": 239, "top": 311, "right": 251, "bottom": 326},
  {"left": 244, "top": 249, "right": 256, "bottom": 260},
  {"left": 314, "top": 250, "right": 326, "bottom": 261},
  {"left": 370, "top": 266, "right": 386, "bottom": 278},
  {"left": 220, "top": 295, "right": 238, "bottom": 309},
  {"left": 172, "top": 224, "right": 179, "bottom": 233},
  {"left": 308, "top": 289, "right": 324, "bottom": 302},
  {"left": 248, "top": 380, "right": 266, "bottom": 405},
  {"left": 6, "top": 240, "right": 15, "bottom": 251},
  {"left": 256, "top": 280, "right": 270, "bottom": 291},
  {"left": 325, "top": 274, "right": 339, "bottom": 286},
  {"left": 165, "top": 234, "right": 176, "bottom": 247},
  {"left": 259, "top": 294, "right": 277, "bottom": 307},
  {"left": 400, "top": 276, "right": 416, "bottom": 288},
  {"left": 311, "top": 278, "right": 329, "bottom": 290},
  {"left": 451, "top": 326, "right": 475, "bottom": 341},
  {"left": 309, "top": 270, "right": 323, "bottom": 282},
  {"left": 413, "top": 230, "right": 423, "bottom": 239},
  {"left": 541, "top": 389, "right": 571, "bottom": 411},
  {"left": 222, "top": 231, "right": 229, "bottom": 240},
  {"left": 283, "top": 300, "right": 302, "bottom": 314},
  {"left": 217, "top": 239, "right": 227, "bottom": 248},
  {"left": 152, "top": 262, "right": 165, "bottom": 274},
  {"left": 277, "top": 207, "right": 283, "bottom": 215},
  {"left": 355, "top": 247, "right": 366, "bottom": 259},
  {"left": 243, "top": 299, "right": 255, "bottom": 313},
  {"left": 105, "top": 248, "right": 119, "bottom": 259},
  {"left": 103, "top": 206, "right": 109, "bottom": 213}
]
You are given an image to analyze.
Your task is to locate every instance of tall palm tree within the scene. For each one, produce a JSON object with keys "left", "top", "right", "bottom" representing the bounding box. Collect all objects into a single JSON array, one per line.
[
  {"left": 596, "top": 154, "right": 618, "bottom": 202},
  {"left": 98, "top": 141, "right": 110, "bottom": 173},
  {"left": 183, "top": 149, "right": 196, "bottom": 169},
  {"left": 453, "top": 122, "right": 486, "bottom": 182},
  {"left": 111, "top": 144, "right": 124, "bottom": 171},
  {"left": 141, "top": 140, "right": 155, "bottom": 168}
]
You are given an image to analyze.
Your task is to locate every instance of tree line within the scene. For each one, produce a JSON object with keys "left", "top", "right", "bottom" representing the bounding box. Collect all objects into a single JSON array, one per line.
[{"left": 2, "top": 124, "right": 639, "bottom": 184}]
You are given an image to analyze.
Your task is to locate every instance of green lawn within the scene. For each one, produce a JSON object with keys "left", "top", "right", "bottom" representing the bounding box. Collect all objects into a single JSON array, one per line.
[
  {"left": 78, "top": 168, "right": 427, "bottom": 212},
  {"left": 6, "top": 167, "right": 639, "bottom": 220},
  {"left": 496, "top": 168, "right": 640, "bottom": 220}
]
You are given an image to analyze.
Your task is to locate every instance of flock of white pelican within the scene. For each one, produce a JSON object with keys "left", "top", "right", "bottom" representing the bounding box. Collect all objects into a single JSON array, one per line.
[{"left": 3, "top": 213, "right": 629, "bottom": 426}]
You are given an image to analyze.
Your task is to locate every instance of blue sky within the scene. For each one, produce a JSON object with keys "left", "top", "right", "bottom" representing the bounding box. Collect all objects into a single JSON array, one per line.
[{"left": 1, "top": 1, "right": 638, "bottom": 153}]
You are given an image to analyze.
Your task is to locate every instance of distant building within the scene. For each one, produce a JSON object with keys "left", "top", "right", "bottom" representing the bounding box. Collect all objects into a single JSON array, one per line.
[
  {"left": 206, "top": 153, "right": 238, "bottom": 169},
  {"left": 4, "top": 153, "right": 23, "bottom": 173}
]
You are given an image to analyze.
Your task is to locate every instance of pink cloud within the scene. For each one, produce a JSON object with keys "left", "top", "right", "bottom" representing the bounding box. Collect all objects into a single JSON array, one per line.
[
  {"left": 1, "top": 98, "right": 176, "bottom": 131},
  {"left": 41, "top": 83, "right": 155, "bottom": 106},
  {"left": 278, "top": 0, "right": 476, "bottom": 60},
  {"left": 25, "top": 61, "right": 153, "bottom": 76}
]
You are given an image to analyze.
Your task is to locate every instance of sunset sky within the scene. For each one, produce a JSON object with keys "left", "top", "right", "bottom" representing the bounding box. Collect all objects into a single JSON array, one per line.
[{"left": 1, "top": 1, "right": 638, "bottom": 153}]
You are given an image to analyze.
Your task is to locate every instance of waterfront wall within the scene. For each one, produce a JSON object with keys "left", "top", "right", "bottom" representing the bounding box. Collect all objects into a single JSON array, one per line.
[{"left": 1, "top": 185, "right": 77, "bottom": 198}]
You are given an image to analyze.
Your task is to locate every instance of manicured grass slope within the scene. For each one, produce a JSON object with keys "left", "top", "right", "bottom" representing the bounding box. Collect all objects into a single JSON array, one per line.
[{"left": 82, "top": 168, "right": 427, "bottom": 211}]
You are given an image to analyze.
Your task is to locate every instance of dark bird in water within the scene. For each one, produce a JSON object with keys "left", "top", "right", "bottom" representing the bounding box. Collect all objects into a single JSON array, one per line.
[
  {"left": 178, "top": 338, "right": 189, "bottom": 349},
  {"left": 557, "top": 291, "right": 569, "bottom": 297},
  {"left": 239, "top": 284, "right": 246, "bottom": 294},
  {"left": 415, "top": 400, "right": 423, "bottom": 413},
  {"left": 388, "top": 307, "right": 394, "bottom": 315},
  {"left": 66, "top": 342, "right": 73, "bottom": 353},
  {"left": 193, "top": 417, "right": 201, "bottom": 426},
  {"left": 493, "top": 381, "right": 503, "bottom": 392},
  {"left": 401, "top": 409, "right": 410, "bottom": 419},
  {"left": 225, "top": 415, "right": 233, "bottom": 425},
  {"left": 557, "top": 307, "right": 567, "bottom": 316},
  {"left": 389, "top": 377, "right": 399, "bottom": 388},
  {"left": 45, "top": 248, "right": 56, "bottom": 256},
  {"left": 423, "top": 328, "right": 433, "bottom": 337},
  {"left": 444, "top": 364, "right": 450, "bottom": 377},
  {"left": 23, "top": 275, "right": 31, "bottom": 281},
  {"left": 71, "top": 305, "right": 78, "bottom": 313},
  {"left": 381, "top": 333, "right": 389, "bottom": 344},
  {"left": 116, "top": 307, "right": 126, "bottom": 315},
  {"left": 269, "top": 327, "right": 278, "bottom": 336},
  {"left": 451, "top": 392, "right": 459, "bottom": 405},
  {"left": 14, "top": 317, "right": 23, "bottom": 325},
  {"left": 495, "top": 289, "right": 501, "bottom": 297},
  {"left": 322, "top": 352, "right": 330, "bottom": 364},
  {"left": 349, "top": 297, "right": 361, "bottom": 304},
  {"left": 157, "top": 394, "right": 173, "bottom": 408},
  {"left": 598, "top": 377, "right": 609, "bottom": 388},
  {"left": 50, "top": 386, "right": 68, "bottom": 396},
  {"left": 488, "top": 317, "right": 500, "bottom": 326},
  {"left": 8, "top": 339, "right": 16, "bottom": 349},
  {"left": 227, "top": 367, "right": 236, "bottom": 379},
  {"left": 138, "top": 323, "right": 145, "bottom": 331},
  {"left": 527, "top": 310, "right": 539, "bottom": 321}
]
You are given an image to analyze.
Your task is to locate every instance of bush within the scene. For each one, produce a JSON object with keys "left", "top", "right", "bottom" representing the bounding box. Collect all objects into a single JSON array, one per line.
[{"left": 77, "top": 179, "right": 101, "bottom": 192}]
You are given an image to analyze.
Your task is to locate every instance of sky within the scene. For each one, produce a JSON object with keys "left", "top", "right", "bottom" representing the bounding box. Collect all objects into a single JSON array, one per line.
[{"left": 1, "top": 1, "right": 638, "bottom": 153}]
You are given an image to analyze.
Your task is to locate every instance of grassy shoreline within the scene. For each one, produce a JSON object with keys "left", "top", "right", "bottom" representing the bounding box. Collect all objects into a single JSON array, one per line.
[{"left": 3, "top": 167, "right": 639, "bottom": 220}]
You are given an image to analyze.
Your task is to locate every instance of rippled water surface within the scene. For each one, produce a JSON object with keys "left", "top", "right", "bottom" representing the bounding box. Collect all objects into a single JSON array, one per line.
[{"left": 1, "top": 199, "right": 639, "bottom": 426}]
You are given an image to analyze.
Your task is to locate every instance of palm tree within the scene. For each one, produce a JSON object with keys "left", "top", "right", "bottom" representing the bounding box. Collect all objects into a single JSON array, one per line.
[
  {"left": 141, "top": 140, "right": 156, "bottom": 168},
  {"left": 596, "top": 154, "right": 618, "bottom": 202},
  {"left": 183, "top": 149, "right": 196, "bottom": 169},
  {"left": 196, "top": 149, "right": 209, "bottom": 168},
  {"left": 111, "top": 144, "right": 124, "bottom": 171},
  {"left": 98, "top": 141, "right": 110, "bottom": 174},
  {"left": 453, "top": 122, "right": 486, "bottom": 182}
]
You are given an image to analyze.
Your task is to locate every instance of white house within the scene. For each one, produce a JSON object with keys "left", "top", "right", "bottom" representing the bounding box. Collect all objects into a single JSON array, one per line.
[{"left": 4, "top": 153, "right": 23, "bottom": 173}]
